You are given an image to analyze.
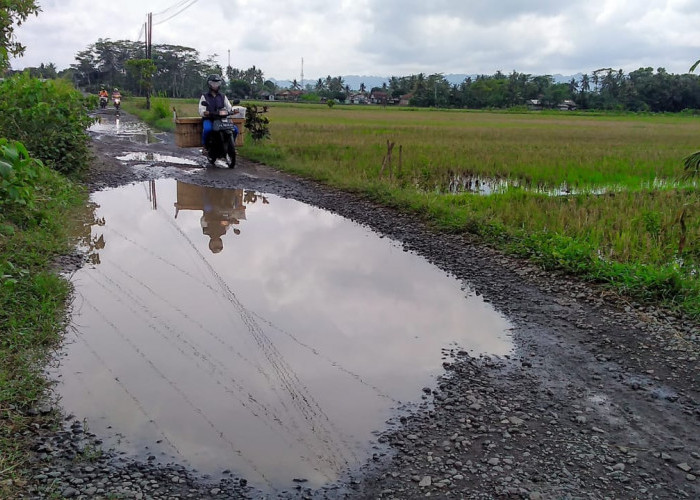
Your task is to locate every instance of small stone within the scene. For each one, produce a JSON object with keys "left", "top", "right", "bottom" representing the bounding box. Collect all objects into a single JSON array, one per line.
[
  {"left": 687, "top": 474, "right": 696, "bottom": 481},
  {"left": 488, "top": 458, "right": 500, "bottom": 466},
  {"left": 61, "top": 487, "right": 79, "bottom": 498},
  {"left": 419, "top": 476, "right": 432, "bottom": 487},
  {"left": 677, "top": 463, "right": 692, "bottom": 472},
  {"left": 508, "top": 416, "right": 525, "bottom": 426}
]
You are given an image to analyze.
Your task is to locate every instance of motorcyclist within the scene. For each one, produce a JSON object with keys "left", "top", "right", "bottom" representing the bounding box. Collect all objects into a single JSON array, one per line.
[
  {"left": 112, "top": 88, "right": 121, "bottom": 100},
  {"left": 198, "top": 74, "right": 236, "bottom": 150},
  {"left": 99, "top": 87, "right": 109, "bottom": 108}
]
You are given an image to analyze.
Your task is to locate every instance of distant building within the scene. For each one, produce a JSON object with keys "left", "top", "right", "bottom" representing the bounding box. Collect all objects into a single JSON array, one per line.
[
  {"left": 526, "top": 99, "right": 542, "bottom": 110},
  {"left": 349, "top": 93, "right": 368, "bottom": 104},
  {"left": 370, "top": 91, "right": 389, "bottom": 105},
  {"left": 557, "top": 99, "right": 577, "bottom": 111}
]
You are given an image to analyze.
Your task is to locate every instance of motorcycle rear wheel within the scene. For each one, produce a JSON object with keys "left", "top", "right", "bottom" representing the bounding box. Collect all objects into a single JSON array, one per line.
[{"left": 225, "top": 135, "right": 236, "bottom": 168}]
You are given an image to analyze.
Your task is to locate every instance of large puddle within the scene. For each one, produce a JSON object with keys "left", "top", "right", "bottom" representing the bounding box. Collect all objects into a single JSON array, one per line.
[
  {"left": 89, "top": 115, "right": 160, "bottom": 144},
  {"left": 58, "top": 179, "right": 513, "bottom": 493}
]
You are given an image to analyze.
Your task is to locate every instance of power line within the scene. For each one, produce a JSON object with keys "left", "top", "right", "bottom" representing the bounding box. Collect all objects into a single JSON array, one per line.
[
  {"left": 154, "top": 0, "right": 200, "bottom": 25},
  {"left": 153, "top": 0, "right": 192, "bottom": 17}
]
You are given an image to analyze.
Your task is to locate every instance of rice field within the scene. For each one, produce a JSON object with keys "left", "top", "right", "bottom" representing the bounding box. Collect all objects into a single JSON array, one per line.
[{"left": 145, "top": 99, "right": 700, "bottom": 316}]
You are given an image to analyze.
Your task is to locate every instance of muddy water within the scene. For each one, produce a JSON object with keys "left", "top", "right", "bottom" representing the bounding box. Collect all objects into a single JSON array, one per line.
[
  {"left": 89, "top": 115, "right": 160, "bottom": 143},
  {"left": 58, "top": 178, "right": 512, "bottom": 492}
]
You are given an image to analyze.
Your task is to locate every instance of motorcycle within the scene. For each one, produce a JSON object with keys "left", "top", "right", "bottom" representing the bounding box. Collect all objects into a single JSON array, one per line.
[
  {"left": 99, "top": 96, "right": 108, "bottom": 109},
  {"left": 113, "top": 96, "right": 121, "bottom": 111},
  {"left": 201, "top": 99, "right": 240, "bottom": 168}
]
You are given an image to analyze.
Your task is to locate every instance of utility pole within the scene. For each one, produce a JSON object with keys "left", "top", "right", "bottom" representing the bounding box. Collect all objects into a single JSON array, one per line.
[
  {"left": 145, "top": 12, "right": 153, "bottom": 109},
  {"left": 301, "top": 57, "right": 304, "bottom": 90}
]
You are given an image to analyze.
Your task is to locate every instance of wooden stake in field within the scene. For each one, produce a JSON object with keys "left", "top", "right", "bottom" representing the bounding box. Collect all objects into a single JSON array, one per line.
[{"left": 380, "top": 140, "right": 402, "bottom": 180}]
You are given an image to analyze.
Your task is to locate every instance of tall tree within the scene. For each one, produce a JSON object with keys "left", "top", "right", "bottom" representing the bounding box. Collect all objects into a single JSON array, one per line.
[{"left": 0, "top": 0, "right": 40, "bottom": 69}]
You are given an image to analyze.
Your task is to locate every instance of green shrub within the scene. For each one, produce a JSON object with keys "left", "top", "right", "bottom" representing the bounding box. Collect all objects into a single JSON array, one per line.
[
  {"left": 150, "top": 95, "right": 170, "bottom": 120},
  {"left": 244, "top": 104, "right": 271, "bottom": 141},
  {"left": 0, "top": 74, "right": 95, "bottom": 176},
  {"left": 0, "top": 139, "right": 41, "bottom": 210}
]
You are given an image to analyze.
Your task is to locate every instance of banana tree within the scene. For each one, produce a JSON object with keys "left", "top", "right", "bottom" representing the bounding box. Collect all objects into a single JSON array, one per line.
[{"left": 683, "top": 60, "right": 700, "bottom": 178}]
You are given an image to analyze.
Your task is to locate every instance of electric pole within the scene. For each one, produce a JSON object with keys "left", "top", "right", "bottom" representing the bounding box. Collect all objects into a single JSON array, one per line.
[{"left": 145, "top": 12, "right": 153, "bottom": 109}]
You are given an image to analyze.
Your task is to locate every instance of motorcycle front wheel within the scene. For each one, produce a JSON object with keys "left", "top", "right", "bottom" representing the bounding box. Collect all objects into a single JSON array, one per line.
[{"left": 225, "top": 134, "right": 236, "bottom": 168}]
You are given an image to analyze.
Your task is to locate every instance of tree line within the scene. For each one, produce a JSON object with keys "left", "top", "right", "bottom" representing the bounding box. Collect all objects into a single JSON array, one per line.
[
  {"left": 6, "top": 37, "right": 700, "bottom": 113},
  {"left": 387, "top": 68, "right": 700, "bottom": 112}
]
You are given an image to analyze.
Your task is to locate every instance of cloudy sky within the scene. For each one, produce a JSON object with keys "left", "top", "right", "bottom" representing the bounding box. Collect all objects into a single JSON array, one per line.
[{"left": 10, "top": 0, "right": 700, "bottom": 80}]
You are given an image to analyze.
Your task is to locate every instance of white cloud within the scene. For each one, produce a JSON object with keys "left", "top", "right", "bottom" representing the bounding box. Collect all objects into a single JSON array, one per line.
[{"left": 9, "top": 0, "right": 700, "bottom": 80}]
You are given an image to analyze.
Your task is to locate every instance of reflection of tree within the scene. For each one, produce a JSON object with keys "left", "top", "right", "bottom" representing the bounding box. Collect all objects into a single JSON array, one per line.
[
  {"left": 71, "top": 201, "right": 106, "bottom": 265},
  {"left": 243, "top": 190, "right": 269, "bottom": 205}
]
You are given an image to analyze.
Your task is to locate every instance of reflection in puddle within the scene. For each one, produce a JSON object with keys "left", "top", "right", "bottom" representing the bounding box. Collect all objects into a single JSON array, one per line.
[
  {"left": 445, "top": 173, "right": 698, "bottom": 196},
  {"left": 117, "top": 151, "right": 198, "bottom": 166},
  {"left": 60, "top": 179, "right": 512, "bottom": 493},
  {"left": 448, "top": 173, "right": 513, "bottom": 195},
  {"left": 89, "top": 116, "right": 159, "bottom": 144},
  {"left": 446, "top": 173, "right": 588, "bottom": 196}
]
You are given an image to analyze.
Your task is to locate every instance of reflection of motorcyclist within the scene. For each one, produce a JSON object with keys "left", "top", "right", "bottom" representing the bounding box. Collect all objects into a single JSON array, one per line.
[
  {"left": 198, "top": 74, "right": 235, "bottom": 149},
  {"left": 199, "top": 187, "right": 245, "bottom": 254}
]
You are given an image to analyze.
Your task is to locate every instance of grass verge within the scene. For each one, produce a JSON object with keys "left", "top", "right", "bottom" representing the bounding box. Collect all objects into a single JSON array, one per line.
[{"left": 0, "top": 164, "right": 87, "bottom": 496}]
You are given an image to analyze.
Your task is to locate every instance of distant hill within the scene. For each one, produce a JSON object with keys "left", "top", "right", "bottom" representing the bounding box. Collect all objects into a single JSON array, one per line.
[{"left": 270, "top": 73, "right": 583, "bottom": 91}]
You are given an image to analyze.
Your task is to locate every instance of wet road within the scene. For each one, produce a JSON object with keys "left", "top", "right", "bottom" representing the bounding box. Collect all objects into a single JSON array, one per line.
[{"left": 57, "top": 114, "right": 513, "bottom": 492}]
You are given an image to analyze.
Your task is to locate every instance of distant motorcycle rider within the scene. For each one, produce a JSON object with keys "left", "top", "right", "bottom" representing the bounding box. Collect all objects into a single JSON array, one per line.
[{"left": 198, "top": 74, "right": 236, "bottom": 149}]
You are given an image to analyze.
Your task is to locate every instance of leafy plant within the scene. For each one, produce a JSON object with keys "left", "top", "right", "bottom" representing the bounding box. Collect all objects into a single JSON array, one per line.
[
  {"left": 682, "top": 151, "right": 700, "bottom": 179},
  {"left": 244, "top": 104, "right": 271, "bottom": 141},
  {"left": 150, "top": 94, "right": 170, "bottom": 120},
  {"left": 0, "top": 139, "right": 40, "bottom": 210},
  {"left": 0, "top": 73, "right": 95, "bottom": 176}
]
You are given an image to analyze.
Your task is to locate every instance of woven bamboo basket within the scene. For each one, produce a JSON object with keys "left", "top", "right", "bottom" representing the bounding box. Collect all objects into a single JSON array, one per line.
[
  {"left": 174, "top": 118, "right": 202, "bottom": 148},
  {"left": 174, "top": 117, "right": 245, "bottom": 147}
]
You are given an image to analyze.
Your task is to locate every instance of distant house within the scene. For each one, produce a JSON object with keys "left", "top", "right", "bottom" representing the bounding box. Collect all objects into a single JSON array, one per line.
[
  {"left": 370, "top": 91, "right": 389, "bottom": 105},
  {"left": 399, "top": 93, "right": 414, "bottom": 106},
  {"left": 349, "top": 93, "right": 368, "bottom": 104},
  {"left": 526, "top": 99, "right": 542, "bottom": 110},
  {"left": 558, "top": 99, "right": 577, "bottom": 111},
  {"left": 274, "top": 90, "right": 303, "bottom": 102},
  {"left": 258, "top": 91, "right": 275, "bottom": 101}
]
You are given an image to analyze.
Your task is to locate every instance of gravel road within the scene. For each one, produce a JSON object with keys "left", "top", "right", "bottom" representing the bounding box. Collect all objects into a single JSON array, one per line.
[{"left": 18, "top": 110, "right": 699, "bottom": 500}]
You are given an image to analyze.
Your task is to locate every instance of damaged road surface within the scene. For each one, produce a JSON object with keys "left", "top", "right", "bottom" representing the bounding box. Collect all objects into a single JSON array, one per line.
[{"left": 25, "top": 111, "right": 699, "bottom": 499}]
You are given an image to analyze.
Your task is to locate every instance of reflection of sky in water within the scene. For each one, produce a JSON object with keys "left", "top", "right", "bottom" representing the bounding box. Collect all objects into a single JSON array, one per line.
[
  {"left": 116, "top": 152, "right": 198, "bottom": 165},
  {"left": 58, "top": 179, "right": 512, "bottom": 493}
]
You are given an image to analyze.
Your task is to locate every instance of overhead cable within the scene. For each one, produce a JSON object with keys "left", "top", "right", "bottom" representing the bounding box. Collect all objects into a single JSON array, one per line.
[
  {"left": 153, "top": 0, "right": 200, "bottom": 25},
  {"left": 153, "top": 0, "right": 192, "bottom": 18}
]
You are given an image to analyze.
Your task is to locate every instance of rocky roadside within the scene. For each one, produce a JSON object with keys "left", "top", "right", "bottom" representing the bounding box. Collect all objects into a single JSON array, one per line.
[{"left": 8, "top": 111, "right": 699, "bottom": 499}]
